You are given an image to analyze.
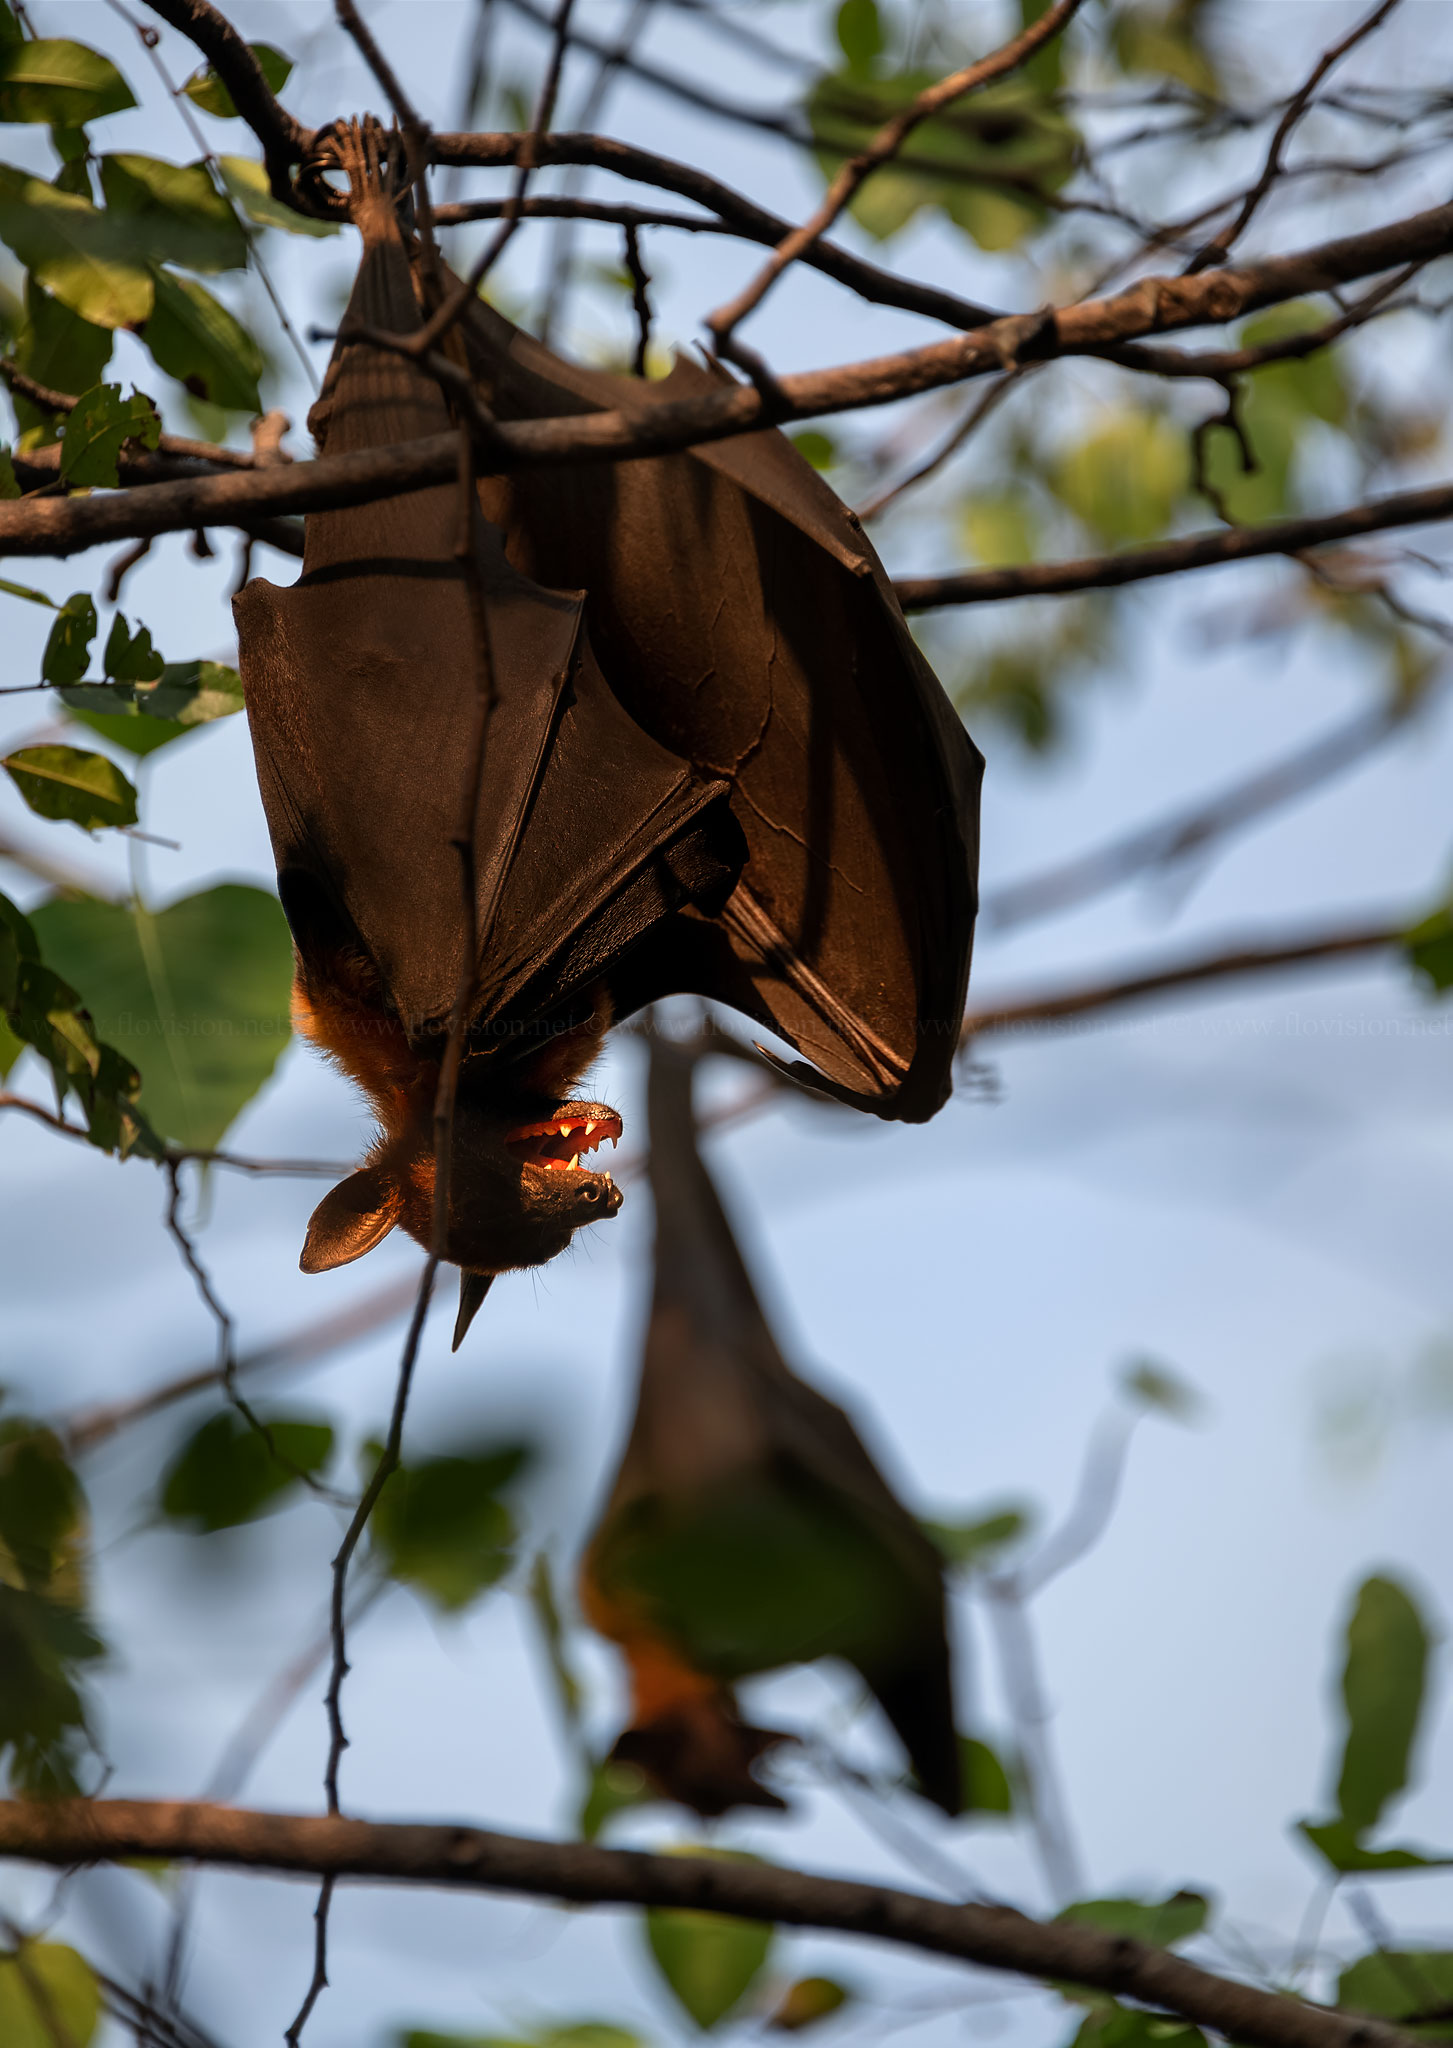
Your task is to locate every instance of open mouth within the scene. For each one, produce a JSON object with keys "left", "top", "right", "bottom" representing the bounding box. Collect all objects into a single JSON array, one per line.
[{"left": 504, "top": 1107, "right": 624, "bottom": 1173}]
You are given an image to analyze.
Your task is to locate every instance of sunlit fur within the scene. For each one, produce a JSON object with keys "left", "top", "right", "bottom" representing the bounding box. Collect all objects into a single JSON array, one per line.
[{"left": 291, "top": 946, "right": 623, "bottom": 1275}]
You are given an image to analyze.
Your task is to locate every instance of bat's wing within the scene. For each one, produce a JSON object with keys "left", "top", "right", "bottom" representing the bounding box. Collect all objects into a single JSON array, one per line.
[
  {"left": 584, "top": 1040, "right": 961, "bottom": 1814},
  {"left": 440, "top": 286, "right": 982, "bottom": 1122},
  {"left": 236, "top": 146, "right": 741, "bottom": 1051}
]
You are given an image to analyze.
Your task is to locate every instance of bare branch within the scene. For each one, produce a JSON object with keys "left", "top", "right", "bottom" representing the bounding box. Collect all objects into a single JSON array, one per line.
[
  {"left": 982, "top": 701, "right": 1414, "bottom": 930},
  {"left": 1186, "top": 0, "right": 1404, "bottom": 274},
  {"left": 961, "top": 920, "right": 1404, "bottom": 1042},
  {"left": 61, "top": 1274, "right": 427, "bottom": 1456},
  {"left": 0, "top": 1798, "right": 1425, "bottom": 2048},
  {"left": 706, "top": 0, "right": 1086, "bottom": 357},
  {"left": 430, "top": 131, "right": 1004, "bottom": 331},
  {"left": 896, "top": 479, "right": 1453, "bottom": 610}
]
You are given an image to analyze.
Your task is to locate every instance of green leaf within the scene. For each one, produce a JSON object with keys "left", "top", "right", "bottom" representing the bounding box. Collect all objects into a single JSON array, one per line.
[
  {"left": 1110, "top": 4, "right": 1220, "bottom": 96},
  {"left": 217, "top": 154, "right": 339, "bottom": 237},
  {"left": 0, "top": 1410, "right": 102, "bottom": 1795},
  {"left": 0, "top": 1581, "right": 104, "bottom": 1792},
  {"left": 0, "top": 165, "right": 152, "bottom": 327},
  {"left": 1407, "top": 901, "right": 1453, "bottom": 994},
  {"left": 159, "top": 1409, "right": 334, "bottom": 1532},
  {"left": 138, "top": 267, "right": 262, "bottom": 411},
  {"left": 1336, "top": 1574, "right": 1433, "bottom": 1834},
  {"left": 1338, "top": 1950, "right": 1453, "bottom": 2036},
  {"left": 58, "top": 379, "right": 161, "bottom": 485},
  {"left": 960, "top": 1734, "right": 1013, "bottom": 1815},
  {"left": 102, "top": 610, "right": 163, "bottom": 684},
  {"left": 769, "top": 1979, "right": 850, "bottom": 2032},
  {"left": 645, "top": 1856, "right": 774, "bottom": 2031},
  {"left": 0, "top": 1012, "right": 22, "bottom": 1077},
  {"left": 0, "top": 38, "right": 134, "bottom": 127},
  {"left": 28, "top": 883, "right": 294, "bottom": 1148},
  {"left": 835, "top": 0, "right": 885, "bottom": 77},
  {"left": 368, "top": 1441, "right": 529, "bottom": 1611},
  {"left": 1052, "top": 411, "right": 1190, "bottom": 544},
  {"left": 578, "top": 1754, "right": 653, "bottom": 1841},
  {"left": 0, "top": 444, "right": 18, "bottom": 496},
  {"left": 99, "top": 154, "right": 247, "bottom": 273},
  {"left": 1058, "top": 1893, "right": 1211, "bottom": 1948},
  {"left": 1297, "top": 1819, "right": 1453, "bottom": 1873},
  {"left": 805, "top": 70, "right": 1076, "bottom": 247},
  {"left": 63, "top": 658, "right": 244, "bottom": 757},
  {"left": 2, "top": 745, "right": 137, "bottom": 830},
  {"left": 41, "top": 590, "right": 96, "bottom": 685},
  {"left": 0, "top": 1940, "right": 102, "bottom": 2047},
  {"left": 924, "top": 1504, "right": 1032, "bottom": 1571},
  {"left": 10, "top": 277, "right": 111, "bottom": 439},
  {"left": 1069, "top": 2007, "right": 1207, "bottom": 2048},
  {"left": 960, "top": 493, "right": 1037, "bottom": 568},
  {"left": 0, "top": 1415, "right": 85, "bottom": 1593},
  {"left": 529, "top": 1550, "right": 584, "bottom": 1734},
  {"left": 182, "top": 44, "right": 293, "bottom": 119},
  {"left": 1122, "top": 1358, "right": 1202, "bottom": 1422},
  {"left": 0, "top": 889, "right": 158, "bottom": 1157},
  {"left": 789, "top": 429, "right": 837, "bottom": 472}
]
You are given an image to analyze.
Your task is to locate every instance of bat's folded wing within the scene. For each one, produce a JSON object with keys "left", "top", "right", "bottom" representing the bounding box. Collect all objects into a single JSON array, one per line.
[
  {"left": 449, "top": 292, "right": 982, "bottom": 1121},
  {"left": 237, "top": 554, "right": 742, "bottom": 1043}
]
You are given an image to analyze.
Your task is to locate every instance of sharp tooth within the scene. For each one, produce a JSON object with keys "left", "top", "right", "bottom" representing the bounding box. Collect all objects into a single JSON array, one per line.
[
  {"left": 584, "top": 1119, "right": 597, "bottom": 1137},
  {"left": 569, "top": 1153, "right": 579, "bottom": 1170},
  {"left": 556, "top": 1122, "right": 570, "bottom": 1136},
  {"left": 611, "top": 1133, "right": 618, "bottom": 1148}
]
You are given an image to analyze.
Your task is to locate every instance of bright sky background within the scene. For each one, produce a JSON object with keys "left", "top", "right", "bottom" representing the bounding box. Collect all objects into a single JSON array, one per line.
[{"left": 4, "top": 4, "right": 1453, "bottom": 2046}]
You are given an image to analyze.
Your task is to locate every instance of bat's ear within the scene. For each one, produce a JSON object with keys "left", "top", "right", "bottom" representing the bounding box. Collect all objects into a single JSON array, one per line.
[
  {"left": 300, "top": 1166, "right": 403, "bottom": 1273},
  {"left": 452, "top": 1270, "right": 494, "bottom": 1351}
]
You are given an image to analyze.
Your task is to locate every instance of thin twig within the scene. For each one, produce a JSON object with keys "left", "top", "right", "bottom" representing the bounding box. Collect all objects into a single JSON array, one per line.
[
  {"left": 960, "top": 920, "right": 1405, "bottom": 1043},
  {"left": 705, "top": 0, "right": 1085, "bottom": 358},
  {"left": 61, "top": 1274, "right": 427, "bottom": 1455},
  {"left": 1185, "top": 0, "right": 1404, "bottom": 273},
  {"left": 163, "top": 1161, "right": 347, "bottom": 1506},
  {"left": 623, "top": 223, "right": 653, "bottom": 377},
  {"left": 981, "top": 699, "right": 1417, "bottom": 931}
]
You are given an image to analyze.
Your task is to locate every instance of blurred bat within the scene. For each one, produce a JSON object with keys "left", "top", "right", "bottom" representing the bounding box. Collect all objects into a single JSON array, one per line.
[
  {"left": 580, "top": 1035, "right": 961, "bottom": 1817},
  {"left": 236, "top": 119, "right": 981, "bottom": 1345}
]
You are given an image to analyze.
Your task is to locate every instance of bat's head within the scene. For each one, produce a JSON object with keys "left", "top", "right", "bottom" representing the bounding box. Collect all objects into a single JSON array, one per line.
[{"left": 298, "top": 1095, "right": 625, "bottom": 1280}]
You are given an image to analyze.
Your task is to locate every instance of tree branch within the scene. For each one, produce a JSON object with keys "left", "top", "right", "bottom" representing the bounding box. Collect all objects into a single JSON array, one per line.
[
  {"left": 961, "top": 921, "right": 1404, "bottom": 1041},
  {"left": 142, "top": 0, "right": 312, "bottom": 205},
  {"left": 895, "top": 479, "right": 1453, "bottom": 609},
  {"left": 706, "top": 0, "right": 1086, "bottom": 356},
  {"left": 0, "top": 198, "right": 1447, "bottom": 557},
  {"left": 429, "top": 130, "right": 1005, "bottom": 331},
  {"left": 0, "top": 1799, "right": 1421, "bottom": 2048}
]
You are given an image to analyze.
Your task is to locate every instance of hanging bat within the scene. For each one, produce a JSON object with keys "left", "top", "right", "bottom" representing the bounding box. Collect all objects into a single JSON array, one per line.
[
  {"left": 580, "top": 1035, "right": 962, "bottom": 1818},
  {"left": 425, "top": 251, "right": 984, "bottom": 1124},
  {"left": 237, "top": 126, "right": 744, "bottom": 1340},
  {"left": 235, "top": 120, "right": 981, "bottom": 1341}
]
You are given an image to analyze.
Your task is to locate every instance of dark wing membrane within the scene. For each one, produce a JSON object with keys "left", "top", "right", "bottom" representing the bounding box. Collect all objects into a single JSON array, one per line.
[
  {"left": 236, "top": 175, "right": 740, "bottom": 1047},
  {"left": 237, "top": 554, "right": 740, "bottom": 1040},
  {"left": 438, "top": 284, "right": 983, "bottom": 1121}
]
